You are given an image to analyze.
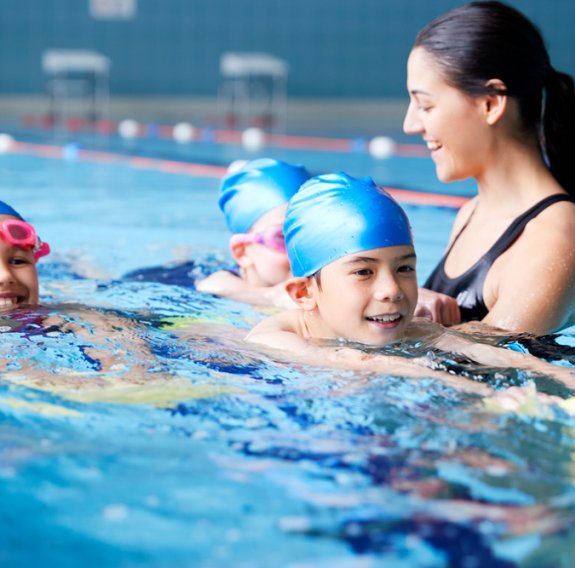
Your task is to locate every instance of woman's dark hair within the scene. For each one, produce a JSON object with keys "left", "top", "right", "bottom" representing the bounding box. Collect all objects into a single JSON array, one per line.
[{"left": 414, "top": 0, "right": 575, "bottom": 196}]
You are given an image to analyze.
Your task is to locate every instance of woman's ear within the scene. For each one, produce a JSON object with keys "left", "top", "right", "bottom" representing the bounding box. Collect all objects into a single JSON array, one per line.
[
  {"left": 230, "top": 239, "right": 254, "bottom": 268},
  {"left": 483, "top": 79, "right": 508, "bottom": 126},
  {"left": 285, "top": 277, "right": 317, "bottom": 310}
]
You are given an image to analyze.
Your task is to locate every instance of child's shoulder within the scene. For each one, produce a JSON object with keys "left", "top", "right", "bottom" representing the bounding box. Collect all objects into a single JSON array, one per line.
[{"left": 245, "top": 309, "right": 307, "bottom": 351}]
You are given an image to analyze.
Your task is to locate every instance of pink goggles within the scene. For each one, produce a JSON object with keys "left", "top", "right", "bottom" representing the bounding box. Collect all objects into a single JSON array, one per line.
[
  {"left": 0, "top": 219, "right": 51, "bottom": 261},
  {"left": 230, "top": 227, "right": 286, "bottom": 253}
]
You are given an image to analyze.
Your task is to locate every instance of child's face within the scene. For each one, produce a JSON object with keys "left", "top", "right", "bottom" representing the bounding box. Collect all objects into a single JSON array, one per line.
[
  {"left": 308, "top": 245, "right": 418, "bottom": 346},
  {"left": 236, "top": 204, "right": 292, "bottom": 286},
  {"left": 0, "top": 215, "right": 39, "bottom": 310}
]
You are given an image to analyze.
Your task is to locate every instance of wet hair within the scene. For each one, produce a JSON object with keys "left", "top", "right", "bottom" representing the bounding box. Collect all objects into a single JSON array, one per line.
[
  {"left": 414, "top": 0, "right": 575, "bottom": 196},
  {"left": 312, "top": 270, "right": 322, "bottom": 289}
]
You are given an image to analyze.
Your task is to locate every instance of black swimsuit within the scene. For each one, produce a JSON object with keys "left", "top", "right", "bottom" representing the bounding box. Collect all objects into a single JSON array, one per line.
[{"left": 424, "top": 194, "right": 575, "bottom": 322}]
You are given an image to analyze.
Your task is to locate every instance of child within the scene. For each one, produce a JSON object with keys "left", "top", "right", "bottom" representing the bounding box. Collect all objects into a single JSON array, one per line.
[
  {"left": 196, "top": 157, "right": 311, "bottom": 307},
  {"left": 0, "top": 200, "right": 195, "bottom": 404},
  {"left": 246, "top": 173, "right": 575, "bottom": 394},
  {"left": 246, "top": 172, "right": 417, "bottom": 352},
  {"left": 0, "top": 199, "right": 50, "bottom": 313}
]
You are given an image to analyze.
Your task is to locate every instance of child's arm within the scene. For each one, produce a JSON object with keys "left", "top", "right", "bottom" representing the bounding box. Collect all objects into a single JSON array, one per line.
[
  {"left": 196, "top": 271, "right": 296, "bottom": 309},
  {"left": 246, "top": 312, "right": 491, "bottom": 394},
  {"left": 43, "top": 304, "right": 158, "bottom": 376},
  {"left": 202, "top": 271, "right": 297, "bottom": 308}
]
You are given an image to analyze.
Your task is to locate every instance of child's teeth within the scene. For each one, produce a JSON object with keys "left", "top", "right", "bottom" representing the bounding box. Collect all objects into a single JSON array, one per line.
[{"left": 369, "top": 314, "right": 400, "bottom": 322}]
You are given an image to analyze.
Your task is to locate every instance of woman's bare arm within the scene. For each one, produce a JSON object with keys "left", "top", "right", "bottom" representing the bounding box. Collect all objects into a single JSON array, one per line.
[{"left": 481, "top": 208, "right": 575, "bottom": 334}]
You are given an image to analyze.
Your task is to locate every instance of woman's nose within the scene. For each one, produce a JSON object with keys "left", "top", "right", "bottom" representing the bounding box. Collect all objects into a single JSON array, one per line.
[{"left": 403, "top": 101, "right": 422, "bottom": 135}]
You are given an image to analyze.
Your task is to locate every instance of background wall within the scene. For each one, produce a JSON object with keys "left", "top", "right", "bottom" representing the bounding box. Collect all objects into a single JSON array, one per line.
[{"left": 0, "top": 0, "right": 573, "bottom": 99}]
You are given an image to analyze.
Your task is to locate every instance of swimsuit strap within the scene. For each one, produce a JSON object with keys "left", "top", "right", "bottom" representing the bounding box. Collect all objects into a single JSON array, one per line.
[
  {"left": 442, "top": 202, "right": 477, "bottom": 258},
  {"left": 424, "top": 193, "right": 574, "bottom": 322},
  {"left": 446, "top": 193, "right": 574, "bottom": 263},
  {"left": 484, "top": 193, "right": 575, "bottom": 262}
]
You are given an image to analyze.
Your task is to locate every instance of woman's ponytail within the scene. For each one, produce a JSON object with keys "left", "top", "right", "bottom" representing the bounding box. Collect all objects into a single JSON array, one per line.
[{"left": 543, "top": 67, "right": 575, "bottom": 196}]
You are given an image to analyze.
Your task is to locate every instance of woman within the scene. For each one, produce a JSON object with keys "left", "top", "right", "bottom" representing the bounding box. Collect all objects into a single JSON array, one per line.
[{"left": 403, "top": 0, "right": 575, "bottom": 334}]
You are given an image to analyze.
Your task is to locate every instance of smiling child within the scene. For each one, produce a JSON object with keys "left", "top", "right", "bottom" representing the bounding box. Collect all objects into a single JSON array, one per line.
[
  {"left": 0, "top": 200, "right": 50, "bottom": 311},
  {"left": 246, "top": 172, "right": 418, "bottom": 350}
]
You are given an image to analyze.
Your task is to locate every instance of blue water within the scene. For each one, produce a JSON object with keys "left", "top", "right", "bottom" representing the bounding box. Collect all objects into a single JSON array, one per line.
[{"left": 1, "top": 144, "right": 575, "bottom": 567}]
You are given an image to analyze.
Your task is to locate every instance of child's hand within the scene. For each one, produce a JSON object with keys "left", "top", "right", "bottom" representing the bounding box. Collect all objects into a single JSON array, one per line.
[{"left": 485, "top": 383, "right": 563, "bottom": 414}]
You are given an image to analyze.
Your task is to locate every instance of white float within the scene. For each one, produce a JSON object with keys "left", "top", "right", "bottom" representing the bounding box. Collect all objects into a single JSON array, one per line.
[
  {"left": 368, "top": 136, "right": 396, "bottom": 159},
  {"left": 173, "top": 122, "right": 195, "bottom": 143},
  {"left": 118, "top": 119, "right": 140, "bottom": 139},
  {"left": 0, "top": 133, "right": 15, "bottom": 153},
  {"left": 242, "top": 127, "right": 265, "bottom": 151}
]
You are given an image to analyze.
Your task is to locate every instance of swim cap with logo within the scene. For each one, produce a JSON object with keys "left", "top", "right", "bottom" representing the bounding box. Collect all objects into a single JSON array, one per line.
[
  {"left": 218, "top": 158, "right": 311, "bottom": 234},
  {"left": 285, "top": 172, "right": 413, "bottom": 277}
]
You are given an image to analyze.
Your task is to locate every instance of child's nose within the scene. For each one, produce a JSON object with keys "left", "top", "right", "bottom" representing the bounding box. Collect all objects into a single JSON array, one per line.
[
  {"left": 403, "top": 102, "right": 423, "bottom": 135},
  {"left": 0, "top": 262, "right": 15, "bottom": 285},
  {"left": 373, "top": 275, "right": 403, "bottom": 302}
]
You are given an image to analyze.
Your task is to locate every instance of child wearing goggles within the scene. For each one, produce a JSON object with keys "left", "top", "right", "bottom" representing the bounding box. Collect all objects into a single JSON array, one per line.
[
  {"left": 0, "top": 201, "right": 176, "bottom": 401},
  {"left": 196, "top": 158, "right": 311, "bottom": 307},
  {"left": 0, "top": 200, "right": 50, "bottom": 311}
]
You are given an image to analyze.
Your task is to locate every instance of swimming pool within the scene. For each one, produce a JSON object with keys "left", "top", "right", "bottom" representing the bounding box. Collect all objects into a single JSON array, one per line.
[{"left": 2, "top": 134, "right": 575, "bottom": 567}]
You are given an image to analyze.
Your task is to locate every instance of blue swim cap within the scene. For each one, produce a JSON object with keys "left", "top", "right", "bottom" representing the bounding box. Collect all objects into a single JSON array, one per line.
[
  {"left": 0, "top": 200, "right": 23, "bottom": 220},
  {"left": 218, "top": 158, "right": 311, "bottom": 234},
  {"left": 285, "top": 172, "right": 413, "bottom": 277}
]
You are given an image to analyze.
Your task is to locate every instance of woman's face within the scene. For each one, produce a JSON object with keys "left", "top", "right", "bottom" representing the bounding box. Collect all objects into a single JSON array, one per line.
[{"left": 403, "top": 47, "right": 491, "bottom": 183}]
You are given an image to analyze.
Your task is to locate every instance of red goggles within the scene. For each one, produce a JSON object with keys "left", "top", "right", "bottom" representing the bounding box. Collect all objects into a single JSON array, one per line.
[
  {"left": 0, "top": 219, "right": 51, "bottom": 261},
  {"left": 230, "top": 227, "right": 286, "bottom": 253}
]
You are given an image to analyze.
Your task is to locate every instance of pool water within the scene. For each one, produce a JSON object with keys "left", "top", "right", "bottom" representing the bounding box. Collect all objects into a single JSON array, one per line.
[{"left": 1, "top": 144, "right": 575, "bottom": 567}]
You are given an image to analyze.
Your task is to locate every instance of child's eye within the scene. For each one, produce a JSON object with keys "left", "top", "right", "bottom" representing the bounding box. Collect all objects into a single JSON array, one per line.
[
  {"left": 398, "top": 264, "right": 416, "bottom": 273},
  {"left": 353, "top": 268, "right": 373, "bottom": 277},
  {"left": 10, "top": 256, "right": 32, "bottom": 266}
]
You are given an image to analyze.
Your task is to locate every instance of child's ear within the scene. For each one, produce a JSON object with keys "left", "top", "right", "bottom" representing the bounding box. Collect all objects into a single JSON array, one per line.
[
  {"left": 285, "top": 277, "right": 317, "bottom": 310},
  {"left": 230, "top": 239, "right": 253, "bottom": 268},
  {"left": 483, "top": 79, "right": 508, "bottom": 126}
]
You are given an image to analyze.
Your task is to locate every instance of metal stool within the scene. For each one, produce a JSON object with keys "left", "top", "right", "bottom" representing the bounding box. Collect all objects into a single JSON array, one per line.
[
  {"left": 42, "top": 49, "right": 110, "bottom": 123},
  {"left": 218, "top": 52, "right": 288, "bottom": 132}
]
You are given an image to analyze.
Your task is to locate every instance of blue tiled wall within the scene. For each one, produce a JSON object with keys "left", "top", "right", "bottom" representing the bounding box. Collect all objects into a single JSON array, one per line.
[{"left": 0, "top": 0, "right": 573, "bottom": 97}]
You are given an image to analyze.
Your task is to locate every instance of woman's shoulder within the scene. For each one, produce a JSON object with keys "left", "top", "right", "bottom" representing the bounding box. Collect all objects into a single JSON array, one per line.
[
  {"left": 524, "top": 193, "right": 575, "bottom": 240},
  {"left": 500, "top": 192, "right": 575, "bottom": 275}
]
